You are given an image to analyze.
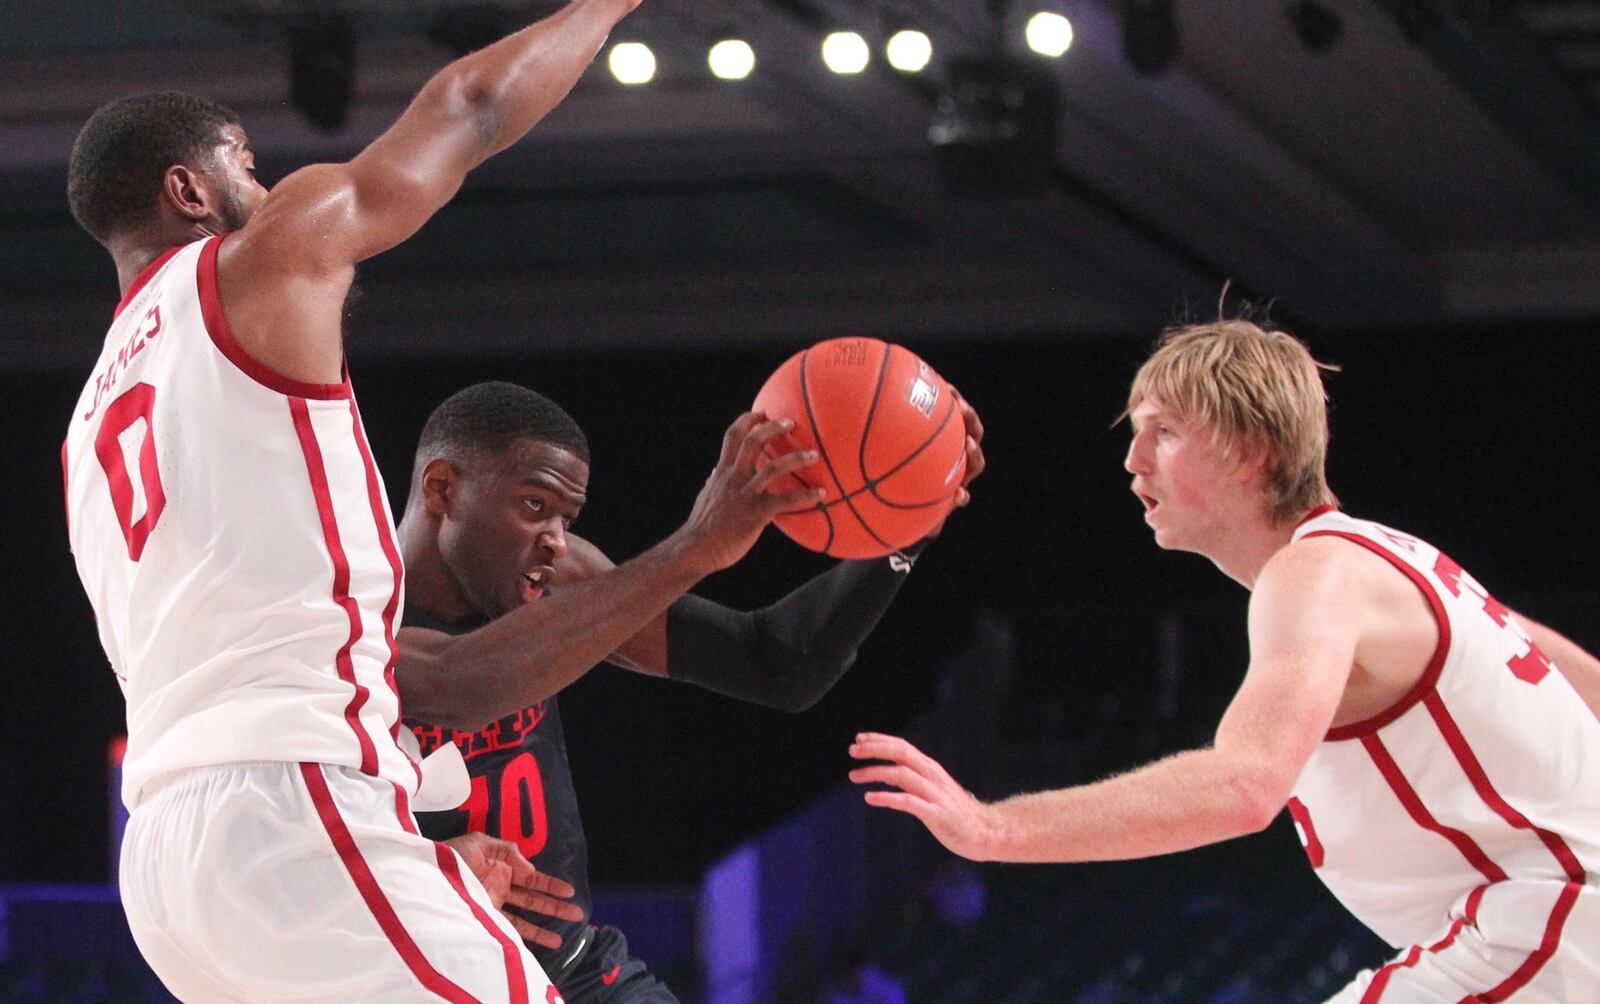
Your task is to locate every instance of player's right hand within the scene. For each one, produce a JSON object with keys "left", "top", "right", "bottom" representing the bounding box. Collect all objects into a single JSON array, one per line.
[
  {"left": 676, "top": 411, "right": 822, "bottom": 574},
  {"left": 499, "top": 873, "right": 587, "bottom": 950},
  {"left": 443, "top": 833, "right": 585, "bottom": 949},
  {"left": 847, "top": 732, "right": 999, "bottom": 862}
]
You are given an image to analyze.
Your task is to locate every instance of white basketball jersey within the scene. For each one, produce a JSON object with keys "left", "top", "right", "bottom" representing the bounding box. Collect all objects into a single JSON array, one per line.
[
  {"left": 1287, "top": 509, "right": 1600, "bottom": 952},
  {"left": 64, "top": 236, "right": 418, "bottom": 809}
]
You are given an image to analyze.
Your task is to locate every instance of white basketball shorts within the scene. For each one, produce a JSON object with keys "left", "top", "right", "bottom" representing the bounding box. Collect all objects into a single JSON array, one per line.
[
  {"left": 1325, "top": 880, "right": 1600, "bottom": 1003},
  {"left": 119, "top": 760, "right": 562, "bottom": 1003}
]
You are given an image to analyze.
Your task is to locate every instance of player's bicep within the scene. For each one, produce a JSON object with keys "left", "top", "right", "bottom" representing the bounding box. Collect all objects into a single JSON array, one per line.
[
  {"left": 338, "top": 110, "right": 487, "bottom": 262},
  {"left": 395, "top": 625, "right": 455, "bottom": 712},
  {"left": 1214, "top": 545, "right": 1362, "bottom": 794},
  {"left": 341, "top": 62, "right": 528, "bottom": 261},
  {"left": 247, "top": 88, "right": 491, "bottom": 270}
]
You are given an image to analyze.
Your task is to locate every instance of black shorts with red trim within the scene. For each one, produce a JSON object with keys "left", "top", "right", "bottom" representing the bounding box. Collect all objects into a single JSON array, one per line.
[{"left": 557, "top": 925, "right": 679, "bottom": 1004}]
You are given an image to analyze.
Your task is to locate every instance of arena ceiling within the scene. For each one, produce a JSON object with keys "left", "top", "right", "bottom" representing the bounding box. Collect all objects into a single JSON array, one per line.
[{"left": 2, "top": 0, "right": 1599, "bottom": 369}]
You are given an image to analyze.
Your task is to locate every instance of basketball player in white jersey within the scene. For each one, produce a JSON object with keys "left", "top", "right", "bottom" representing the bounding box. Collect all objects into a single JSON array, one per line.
[
  {"left": 849, "top": 320, "right": 1600, "bottom": 1001},
  {"left": 60, "top": 3, "right": 830, "bottom": 1000}
]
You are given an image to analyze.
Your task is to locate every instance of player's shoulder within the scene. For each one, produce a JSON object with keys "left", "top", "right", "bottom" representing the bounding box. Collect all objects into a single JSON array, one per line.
[
  {"left": 1265, "top": 533, "right": 1358, "bottom": 577},
  {"left": 1257, "top": 532, "right": 1408, "bottom": 613},
  {"left": 222, "top": 164, "right": 358, "bottom": 276},
  {"left": 1255, "top": 537, "right": 1340, "bottom": 603}
]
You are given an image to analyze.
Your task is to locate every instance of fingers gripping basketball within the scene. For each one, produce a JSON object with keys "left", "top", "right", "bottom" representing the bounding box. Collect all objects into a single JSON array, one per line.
[{"left": 752, "top": 337, "right": 967, "bottom": 558}]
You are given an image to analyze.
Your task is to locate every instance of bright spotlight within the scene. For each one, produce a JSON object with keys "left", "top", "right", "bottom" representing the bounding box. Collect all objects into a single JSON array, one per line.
[
  {"left": 821, "top": 31, "right": 870, "bottom": 75},
  {"left": 1026, "top": 12, "right": 1074, "bottom": 57},
  {"left": 608, "top": 42, "right": 656, "bottom": 85},
  {"left": 708, "top": 38, "right": 756, "bottom": 80},
  {"left": 885, "top": 30, "right": 933, "bottom": 73}
]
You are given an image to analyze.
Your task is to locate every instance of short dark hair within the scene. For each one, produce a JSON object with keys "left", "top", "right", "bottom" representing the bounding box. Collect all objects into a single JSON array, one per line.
[
  {"left": 416, "top": 382, "right": 591, "bottom": 473},
  {"left": 67, "top": 91, "right": 241, "bottom": 245}
]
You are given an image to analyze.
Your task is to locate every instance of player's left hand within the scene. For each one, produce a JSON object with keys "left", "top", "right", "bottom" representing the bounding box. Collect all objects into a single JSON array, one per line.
[
  {"left": 443, "top": 832, "right": 586, "bottom": 948},
  {"left": 848, "top": 732, "right": 997, "bottom": 861}
]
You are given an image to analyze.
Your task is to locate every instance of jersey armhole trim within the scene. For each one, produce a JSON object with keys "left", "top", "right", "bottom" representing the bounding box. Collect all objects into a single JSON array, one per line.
[
  {"left": 1305, "top": 529, "right": 1452, "bottom": 742},
  {"left": 198, "top": 234, "right": 352, "bottom": 401}
]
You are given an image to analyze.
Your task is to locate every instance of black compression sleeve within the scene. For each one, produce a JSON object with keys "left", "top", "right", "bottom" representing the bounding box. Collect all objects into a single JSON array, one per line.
[{"left": 664, "top": 541, "right": 927, "bottom": 711}]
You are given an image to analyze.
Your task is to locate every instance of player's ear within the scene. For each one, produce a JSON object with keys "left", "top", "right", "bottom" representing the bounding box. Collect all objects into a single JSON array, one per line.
[
  {"left": 419, "top": 458, "right": 459, "bottom": 517},
  {"left": 161, "top": 165, "right": 212, "bottom": 223},
  {"left": 1231, "top": 438, "right": 1271, "bottom": 485}
]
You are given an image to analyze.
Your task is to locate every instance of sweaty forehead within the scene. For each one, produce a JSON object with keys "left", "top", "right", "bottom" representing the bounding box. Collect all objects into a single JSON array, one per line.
[{"left": 216, "top": 123, "right": 251, "bottom": 151}]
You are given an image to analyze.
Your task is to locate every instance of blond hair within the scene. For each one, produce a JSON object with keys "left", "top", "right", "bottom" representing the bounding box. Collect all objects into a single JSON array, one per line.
[{"left": 1126, "top": 319, "right": 1337, "bottom": 524}]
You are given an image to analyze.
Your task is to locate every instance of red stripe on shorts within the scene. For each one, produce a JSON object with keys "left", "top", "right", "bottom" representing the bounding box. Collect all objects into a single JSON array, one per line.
[
  {"left": 300, "top": 763, "right": 481, "bottom": 1002},
  {"left": 290, "top": 397, "right": 378, "bottom": 775},
  {"left": 389, "top": 782, "right": 531, "bottom": 1002},
  {"left": 392, "top": 783, "right": 420, "bottom": 836},
  {"left": 1360, "top": 944, "right": 1423, "bottom": 1003},
  {"left": 1475, "top": 882, "right": 1582, "bottom": 1003},
  {"left": 434, "top": 842, "right": 531, "bottom": 1004},
  {"left": 1424, "top": 692, "right": 1586, "bottom": 1000},
  {"left": 1358, "top": 887, "right": 1487, "bottom": 1003}
]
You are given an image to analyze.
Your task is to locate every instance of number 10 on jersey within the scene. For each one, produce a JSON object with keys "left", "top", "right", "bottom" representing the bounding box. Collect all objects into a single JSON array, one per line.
[
  {"left": 93, "top": 382, "right": 167, "bottom": 561},
  {"left": 462, "top": 751, "right": 549, "bottom": 860}
]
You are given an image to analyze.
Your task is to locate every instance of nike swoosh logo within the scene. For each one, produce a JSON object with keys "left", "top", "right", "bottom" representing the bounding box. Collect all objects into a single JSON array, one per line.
[{"left": 600, "top": 965, "right": 622, "bottom": 986}]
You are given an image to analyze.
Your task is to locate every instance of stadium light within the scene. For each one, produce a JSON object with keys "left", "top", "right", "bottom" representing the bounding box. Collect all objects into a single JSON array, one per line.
[
  {"left": 822, "top": 31, "right": 870, "bottom": 75},
  {"left": 708, "top": 38, "right": 756, "bottom": 80},
  {"left": 608, "top": 42, "right": 656, "bottom": 85},
  {"left": 1025, "top": 12, "right": 1074, "bottom": 58},
  {"left": 885, "top": 30, "right": 933, "bottom": 73}
]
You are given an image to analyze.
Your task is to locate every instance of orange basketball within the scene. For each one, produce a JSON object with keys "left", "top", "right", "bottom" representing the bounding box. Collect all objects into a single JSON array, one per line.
[{"left": 752, "top": 337, "right": 967, "bottom": 559}]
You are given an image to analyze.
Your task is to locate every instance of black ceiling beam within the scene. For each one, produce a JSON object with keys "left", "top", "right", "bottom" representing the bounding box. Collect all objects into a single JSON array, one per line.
[{"left": 1379, "top": 0, "right": 1600, "bottom": 215}]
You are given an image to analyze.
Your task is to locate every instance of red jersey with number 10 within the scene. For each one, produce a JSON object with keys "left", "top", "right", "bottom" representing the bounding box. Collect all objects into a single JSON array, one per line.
[
  {"left": 63, "top": 236, "right": 418, "bottom": 810},
  {"left": 1286, "top": 509, "right": 1600, "bottom": 957}
]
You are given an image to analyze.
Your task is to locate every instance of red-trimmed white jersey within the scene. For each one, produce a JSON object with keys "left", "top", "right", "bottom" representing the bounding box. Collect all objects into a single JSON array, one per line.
[
  {"left": 64, "top": 236, "right": 418, "bottom": 809},
  {"left": 1287, "top": 510, "right": 1600, "bottom": 960}
]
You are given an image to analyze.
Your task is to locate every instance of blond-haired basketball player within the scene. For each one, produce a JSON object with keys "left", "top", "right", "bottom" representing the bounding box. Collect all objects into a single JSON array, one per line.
[
  {"left": 60, "top": 3, "right": 829, "bottom": 1000},
  {"left": 850, "top": 320, "right": 1600, "bottom": 1001}
]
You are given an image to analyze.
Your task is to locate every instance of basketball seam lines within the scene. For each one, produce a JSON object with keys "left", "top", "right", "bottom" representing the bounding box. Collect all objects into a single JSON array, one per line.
[
  {"left": 796, "top": 348, "right": 837, "bottom": 554},
  {"left": 863, "top": 384, "right": 961, "bottom": 508},
  {"left": 819, "top": 343, "right": 900, "bottom": 555}
]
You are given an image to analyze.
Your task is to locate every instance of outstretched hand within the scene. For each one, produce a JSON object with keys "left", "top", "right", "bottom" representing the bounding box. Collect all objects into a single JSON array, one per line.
[
  {"left": 443, "top": 832, "right": 585, "bottom": 949},
  {"left": 677, "top": 411, "right": 823, "bottom": 574},
  {"left": 848, "top": 732, "right": 996, "bottom": 861}
]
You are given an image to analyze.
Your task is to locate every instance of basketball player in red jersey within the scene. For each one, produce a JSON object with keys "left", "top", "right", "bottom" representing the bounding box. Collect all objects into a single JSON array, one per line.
[
  {"left": 850, "top": 320, "right": 1600, "bottom": 1002},
  {"left": 394, "top": 380, "right": 985, "bottom": 1003},
  {"left": 60, "top": 2, "right": 840, "bottom": 999}
]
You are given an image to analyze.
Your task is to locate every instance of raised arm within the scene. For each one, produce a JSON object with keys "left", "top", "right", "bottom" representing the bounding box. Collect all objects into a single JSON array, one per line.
[
  {"left": 397, "top": 413, "right": 823, "bottom": 730},
  {"left": 276, "top": 0, "right": 640, "bottom": 264},
  {"left": 1514, "top": 612, "right": 1600, "bottom": 720},
  {"left": 848, "top": 539, "right": 1360, "bottom": 862},
  {"left": 217, "top": 0, "right": 640, "bottom": 384}
]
